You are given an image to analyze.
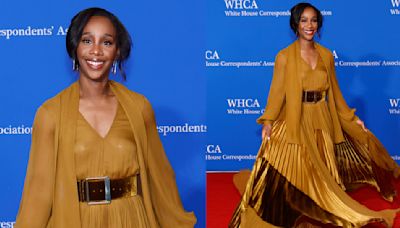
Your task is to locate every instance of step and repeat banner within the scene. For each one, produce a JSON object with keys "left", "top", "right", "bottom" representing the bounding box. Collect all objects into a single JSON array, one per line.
[
  {"left": 0, "top": 1, "right": 205, "bottom": 227},
  {"left": 207, "top": 0, "right": 400, "bottom": 172}
]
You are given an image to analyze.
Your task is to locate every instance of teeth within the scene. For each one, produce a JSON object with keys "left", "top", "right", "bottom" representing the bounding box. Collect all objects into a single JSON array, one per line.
[{"left": 87, "top": 60, "right": 104, "bottom": 66}]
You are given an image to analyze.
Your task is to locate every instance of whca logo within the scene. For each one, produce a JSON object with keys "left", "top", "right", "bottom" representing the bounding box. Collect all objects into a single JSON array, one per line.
[
  {"left": 205, "top": 50, "right": 220, "bottom": 60},
  {"left": 224, "top": 0, "right": 258, "bottom": 9},
  {"left": 227, "top": 98, "right": 260, "bottom": 108},
  {"left": 389, "top": 98, "right": 400, "bottom": 107},
  {"left": 207, "top": 144, "right": 222, "bottom": 154}
]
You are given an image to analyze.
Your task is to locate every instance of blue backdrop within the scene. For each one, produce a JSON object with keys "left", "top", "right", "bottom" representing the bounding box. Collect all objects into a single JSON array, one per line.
[
  {"left": 0, "top": 1, "right": 205, "bottom": 227},
  {"left": 206, "top": 0, "right": 400, "bottom": 172},
  {"left": 2, "top": 0, "right": 400, "bottom": 227}
]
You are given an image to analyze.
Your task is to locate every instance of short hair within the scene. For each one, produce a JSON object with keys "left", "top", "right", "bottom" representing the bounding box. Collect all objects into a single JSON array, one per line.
[
  {"left": 66, "top": 7, "right": 131, "bottom": 80},
  {"left": 290, "top": 3, "right": 323, "bottom": 35}
]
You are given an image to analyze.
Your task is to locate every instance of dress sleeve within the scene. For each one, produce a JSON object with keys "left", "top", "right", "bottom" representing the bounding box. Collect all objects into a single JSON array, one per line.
[
  {"left": 142, "top": 98, "right": 196, "bottom": 228},
  {"left": 15, "top": 105, "right": 56, "bottom": 228},
  {"left": 257, "top": 52, "right": 287, "bottom": 125},
  {"left": 328, "top": 54, "right": 359, "bottom": 122}
]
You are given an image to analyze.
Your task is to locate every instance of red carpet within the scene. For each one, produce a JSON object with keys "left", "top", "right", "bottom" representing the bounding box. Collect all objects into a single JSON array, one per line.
[{"left": 207, "top": 172, "right": 400, "bottom": 228}]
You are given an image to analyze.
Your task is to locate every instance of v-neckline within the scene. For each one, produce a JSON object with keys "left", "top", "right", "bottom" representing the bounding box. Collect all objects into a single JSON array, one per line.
[
  {"left": 78, "top": 103, "right": 119, "bottom": 140},
  {"left": 300, "top": 53, "right": 319, "bottom": 71}
]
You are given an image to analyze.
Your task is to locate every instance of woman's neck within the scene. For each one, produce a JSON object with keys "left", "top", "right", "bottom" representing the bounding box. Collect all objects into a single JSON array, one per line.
[
  {"left": 78, "top": 77, "right": 112, "bottom": 99},
  {"left": 298, "top": 38, "right": 315, "bottom": 51}
]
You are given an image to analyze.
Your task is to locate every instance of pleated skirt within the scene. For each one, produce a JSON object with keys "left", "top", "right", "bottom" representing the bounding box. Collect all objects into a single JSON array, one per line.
[
  {"left": 79, "top": 196, "right": 150, "bottom": 228},
  {"left": 229, "top": 101, "right": 398, "bottom": 227}
]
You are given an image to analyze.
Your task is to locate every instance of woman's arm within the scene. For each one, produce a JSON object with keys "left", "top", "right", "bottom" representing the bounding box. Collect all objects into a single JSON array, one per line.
[
  {"left": 142, "top": 97, "right": 196, "bottom": 228},
  {"left": 16, "top": 105, "right": 56, "bottom": 228},
  {"left": 257, "top": 52, "right": 287, "bottom": 126},
  {"left": 329, "top": 54, "right": 359, "bottom": 122}
]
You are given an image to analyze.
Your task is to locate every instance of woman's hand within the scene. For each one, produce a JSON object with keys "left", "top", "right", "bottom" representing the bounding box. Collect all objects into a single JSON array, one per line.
[
  {"left": 356, "top": 119, "right": 368, "bottom": 132},
  {"left": 262, "top": 124, "right": 272, "bottom": 140}
]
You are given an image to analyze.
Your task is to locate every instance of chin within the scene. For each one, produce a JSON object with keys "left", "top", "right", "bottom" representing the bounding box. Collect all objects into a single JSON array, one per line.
[
  {"left": 91, "top": 76, "right": 109, "bottom": 82},
  {"left": 302, "top": 36, "right": 315, "bottom": 41},
  {"left": 80, "top": 73, "right": 109, "bottom": 82}
]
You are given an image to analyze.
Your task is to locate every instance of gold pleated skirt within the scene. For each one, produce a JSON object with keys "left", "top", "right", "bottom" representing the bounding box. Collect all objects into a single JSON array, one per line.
[{"left": 229, "top": 101, "right": 398, "bottom": 227}]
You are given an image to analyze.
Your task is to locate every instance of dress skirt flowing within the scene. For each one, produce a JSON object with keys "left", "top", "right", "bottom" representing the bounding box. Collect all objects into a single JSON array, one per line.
[{"left": 229, "top": 57, "right": 398, "bottom": 227}]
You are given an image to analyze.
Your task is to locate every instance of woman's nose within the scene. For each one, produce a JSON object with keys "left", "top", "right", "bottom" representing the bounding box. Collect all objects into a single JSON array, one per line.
[{"left": 90, "top": 44, "right": 103, "bottom": 56}]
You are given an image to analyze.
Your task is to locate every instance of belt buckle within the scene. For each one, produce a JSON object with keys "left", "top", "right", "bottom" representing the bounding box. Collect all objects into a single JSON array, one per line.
[
  {"left": 85, "top": 176, "right": 111, "bottom": 205},
  {"left": 313, "top": 93, "right": 318, "bottom": 103},
  {"left": 303, "top": 91, "right": 308, "bottom": 103}
]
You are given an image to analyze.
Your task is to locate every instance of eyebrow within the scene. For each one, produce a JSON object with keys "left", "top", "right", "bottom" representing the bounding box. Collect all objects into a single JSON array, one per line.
[
  {"left": 81, "top": 32, "right": 115, "bottom": 38},
  {"left": 300, "top": 16, "right": 317, "bottom": 19}
]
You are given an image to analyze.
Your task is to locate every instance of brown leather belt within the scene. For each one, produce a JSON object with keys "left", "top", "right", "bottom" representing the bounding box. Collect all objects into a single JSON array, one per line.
[
  {"left": 77, "top": 175, "right": 137, "bottom": 205},
  {"left": 302, "top": 90, "right": 326, "bottom": 103}
]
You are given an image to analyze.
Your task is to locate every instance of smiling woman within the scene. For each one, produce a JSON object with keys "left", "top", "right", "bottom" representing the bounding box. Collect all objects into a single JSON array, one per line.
[
  {"left": 77, "top": 16, "right": 118, "bottom": 80},
  {"left": 15, "top": 7, "right": 196, "bottom": 228},
  {"left": 229, "top": 2, "right": 400, "bottom": 228},
  {"left": 66, "top": 8, "right": 131, "bottom": 81}
]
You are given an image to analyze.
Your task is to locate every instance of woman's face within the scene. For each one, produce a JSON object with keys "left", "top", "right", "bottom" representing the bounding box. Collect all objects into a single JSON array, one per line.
[
  {"left": 297, "top": 7, "right": 318, "bottom": 41},
  {"left": 76, "top": 16, "right": 118, "bottom": 81}
]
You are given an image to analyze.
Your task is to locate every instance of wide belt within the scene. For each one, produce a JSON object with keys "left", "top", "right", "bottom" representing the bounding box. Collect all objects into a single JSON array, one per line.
[
  {"left": 77, "top": 175, "right": 138, "bottom": 205},
  {"left": 302, "top": 90, "right": 326, "bottom": 103}
]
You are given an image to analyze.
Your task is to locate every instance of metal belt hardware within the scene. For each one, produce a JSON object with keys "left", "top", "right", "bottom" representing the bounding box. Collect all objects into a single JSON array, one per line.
[
  {"left": 78, "top": 175, "right": 138, "bottom": 205},
  {"left": 85, "top": 176, "right": 111, "bottom": 205}
]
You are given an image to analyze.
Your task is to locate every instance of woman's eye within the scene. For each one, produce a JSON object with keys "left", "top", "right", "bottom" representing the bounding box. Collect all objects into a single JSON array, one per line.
[
  {"left": 81, "top": 39, "right": 91, "bottom": 44},
  {"left": 104, "top": 40, "right": 113, "bottom": 46}
]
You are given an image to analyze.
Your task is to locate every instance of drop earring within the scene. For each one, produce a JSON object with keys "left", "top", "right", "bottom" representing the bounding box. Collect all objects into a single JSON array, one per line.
[
  {"left": 112, "top": 61, "right": 117, "bottom": 75},
  {"left": 72, "top": 59, "right": 78, "bottom": 71}
]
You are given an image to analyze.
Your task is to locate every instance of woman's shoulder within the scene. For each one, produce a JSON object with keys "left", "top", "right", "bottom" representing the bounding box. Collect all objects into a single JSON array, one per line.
[
  {"left": 110, "top": 81, "right": 146, "bottom": 101},
  {"left": 277, "top": 46, "right": 289, "bottom": 57},
  {"left": 274, "top": 48, "right": 289, "bottom": 64},
  {"left": 33, "top": 94, "right": 61, "bottom": 126},
  {"left": 276, "top": 41, "right": 333, "bottom": 57},
  {"left": 274, "top": 41, "right": 295, "bottom": 61},
  {"left": 315, "top": 43, "right": 334, "bottom": 59},
  {"left": 35, "top": 82, "right": 77, "bottom": 118},
  {"left": 37, "top": 89, "right": 64, "bottom": 115},
  {"left": 277, "top": 40, "right": 297, "bottom": 55},
  {"left": 109, "top": 81, "right": 154, "bottom": 113},
  {"left": 38, "top": 82, "right": 78, "bottom": 112}
]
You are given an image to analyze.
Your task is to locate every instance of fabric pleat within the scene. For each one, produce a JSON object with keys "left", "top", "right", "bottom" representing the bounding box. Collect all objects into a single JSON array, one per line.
[
  {"left": 229, "top": 55, "right": 398, "bottom": 228},
  {"left": 339, "top": 134, "right": 397, "bottom": 201},
  {"left": 229, "top": 120, "right": 397, "bottom": 228},
  {"left": 79, "top": 197, "right": 149, "bottom": 228}
]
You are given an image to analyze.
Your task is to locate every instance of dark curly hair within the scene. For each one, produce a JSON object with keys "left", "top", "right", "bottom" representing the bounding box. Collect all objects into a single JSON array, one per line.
[
  {"left": 66, "top": 7, "right": 132, "bottom": 80},
  {"left": 290, "top": 3, "right": 323, "bottom": 36}
]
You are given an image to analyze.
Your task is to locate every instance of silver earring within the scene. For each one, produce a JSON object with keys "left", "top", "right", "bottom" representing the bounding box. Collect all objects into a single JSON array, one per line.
[
  {"left": 112, "top": 61, "right": 117, "bottom": 75},
  {"left": 72, "top": 59, "right": 78, "bottom": 71}
]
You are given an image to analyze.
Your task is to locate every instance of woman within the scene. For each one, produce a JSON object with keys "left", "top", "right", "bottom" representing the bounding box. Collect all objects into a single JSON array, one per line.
[
  {"left": 15, "top": 7, "right": 196, "bottom": 228},
  {"left": 230, "top": 3, "right": 399, "bottom": 228}
]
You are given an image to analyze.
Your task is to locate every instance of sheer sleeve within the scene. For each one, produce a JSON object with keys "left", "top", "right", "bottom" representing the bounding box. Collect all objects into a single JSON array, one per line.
[
  {"left": 328, "top": 54, "right": 359, "bottom": 122},
  {"left": 142, "top": 98, "right": 196, "bottom": 228},
  {"left": 16, "top": 105, "right": 56, "bottom": 228},
  {"left": 257, "top": 52, "right": 287, "bottom": 125}
]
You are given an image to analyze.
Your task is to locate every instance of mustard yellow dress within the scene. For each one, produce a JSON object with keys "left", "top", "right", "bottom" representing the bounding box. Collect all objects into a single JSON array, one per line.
[
  {"left": 16, "top": 82, "right": 196, "bottom": 228},
  {"left": 75, "top": 102, "right": 150, "bottom": 228},
  {"left": 230, "top": 56, "right": 398, "bottom": 227}
]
